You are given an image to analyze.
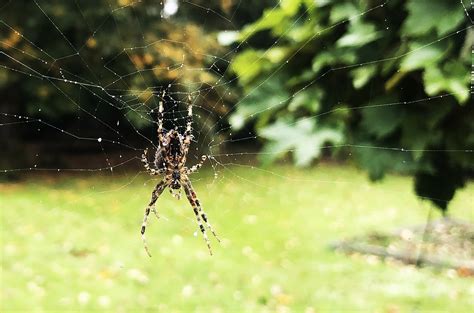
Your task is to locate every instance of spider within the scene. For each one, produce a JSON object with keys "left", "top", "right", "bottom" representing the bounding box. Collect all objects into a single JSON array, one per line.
[{"left": 140, "top": 93, "right": 219, "bottom": 256}]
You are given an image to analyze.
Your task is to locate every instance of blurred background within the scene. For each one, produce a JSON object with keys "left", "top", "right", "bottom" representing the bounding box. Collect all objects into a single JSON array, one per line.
[{"left": 1, "top": 0, "right": 473, "bottom": 312}]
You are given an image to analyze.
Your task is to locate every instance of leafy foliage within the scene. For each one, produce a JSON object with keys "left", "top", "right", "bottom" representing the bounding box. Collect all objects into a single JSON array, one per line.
[
  {"left": 259, "top": 118, "right": 343, "bottom": 167},
  {"left": 0, "top": 0, "right": 271, "bottom": 171},
  {"left": 229, "top": 0, "right": 473, "bottom": 211},
  {"left": 0, "top": 0, "right": 227, "bottom": 125}
]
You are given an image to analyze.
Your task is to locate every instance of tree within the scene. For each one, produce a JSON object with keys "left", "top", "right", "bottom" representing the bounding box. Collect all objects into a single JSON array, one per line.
[
  {"left": 0, "top": 0, "right": 271, "bottom": 171},
  {"left": 229, "top": 0, "right": 473, "bottom": 212}
]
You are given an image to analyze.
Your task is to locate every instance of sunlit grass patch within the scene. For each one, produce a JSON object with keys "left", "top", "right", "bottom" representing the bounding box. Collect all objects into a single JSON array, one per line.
[{"left": 1, "top": 165, "right": 473, "bottom": 312}]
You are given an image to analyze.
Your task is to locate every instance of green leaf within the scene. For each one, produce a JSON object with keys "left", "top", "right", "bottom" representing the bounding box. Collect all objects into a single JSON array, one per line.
[
  {"left": 400, "top": 40, "right": 448, "bottom": 71},
  {"left": 313, "top": 0, "right": 331, "bottom": 7},
  {"left": 350, "top": 65, "right": 376, "bottom": 89},
  {"left": 287, "top": 69, "right": 317, "bottom": 87},
  {"left": 287, "top": 20, "right": 321, "bottom": 43},
  {"left": 423, "top": 61, "right": 470, "bottom": 103},
  {"left": 288, "top": 88, "right": 323, "bottom": 113},
  {"left": 312, "top": 49, "right": 357, "bottom": 72},
  {"left": 230, "top": 50, "right": 270, "bottom": 86},
  {"left": 281, "top": 0, "right": 303, "bottom": 15},
  {"left": 259, "top": 119, "right": 343, "bottom": 167},
  {"left": 239, "top": 6, "right": 292, "bottom": 39},
  {"left": 403, "top": 0, "right": 465, "bottom": 36},
  {"left": 266, "top": 47, "right": 291, "bottom": 63},
  {"left": 460, "top": 28, "right": 474, "bottom": 62},
  {"left": 336, "top": 20, "right": 382, "bottom": 47},
  {"left": 329, "top": 2, "right": 358, "bottom": 23}
]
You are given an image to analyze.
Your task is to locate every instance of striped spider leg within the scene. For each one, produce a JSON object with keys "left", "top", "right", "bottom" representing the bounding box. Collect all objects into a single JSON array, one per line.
[
  {"left": 183, "top": 179, "right": 220, "bottom": 255},
  {"left": 141, "top": 179, "right": 167, "bottom": 257},
  {"left": 141, "top": 149, "right": 163, "bottom": 221}
]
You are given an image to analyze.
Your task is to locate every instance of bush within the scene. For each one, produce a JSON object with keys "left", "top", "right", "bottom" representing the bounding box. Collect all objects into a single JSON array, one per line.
[{"left": 229, "top": 0, "right": 473, "bottom": 212}]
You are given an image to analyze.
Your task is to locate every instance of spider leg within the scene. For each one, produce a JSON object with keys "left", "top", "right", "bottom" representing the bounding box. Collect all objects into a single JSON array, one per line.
[
  {"left": 183, "top": 182, "right": 212, "bottom": 254},
  {"left": 153, "top": 92, "right": 170, "bottom": 173},
  {"left": 141, "top": 179, "right": 167, "bottom": 257},
  {"left": 186, "top": 155, "right": 208, "bottom": 175},
  {"left": 157, "top": 90, "right": 166, "bottom": 143},
  {"left": 183, "top": 180, "right": 220, "bottom": 255},
  {"left": 184, "top": 94, "right": 193, "bottom": 147},
  {"left": 141, "top": 148, "right": 158, "bottom": 176}
]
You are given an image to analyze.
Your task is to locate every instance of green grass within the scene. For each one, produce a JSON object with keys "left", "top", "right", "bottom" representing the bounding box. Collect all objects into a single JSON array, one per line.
[{"left": 1, "top": 165, "right": 473, "bottom": 312}]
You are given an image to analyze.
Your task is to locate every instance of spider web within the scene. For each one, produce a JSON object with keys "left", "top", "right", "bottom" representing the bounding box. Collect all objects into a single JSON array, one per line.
[{"left": 1, "top": 0, "right": 473, "bottom": 309}]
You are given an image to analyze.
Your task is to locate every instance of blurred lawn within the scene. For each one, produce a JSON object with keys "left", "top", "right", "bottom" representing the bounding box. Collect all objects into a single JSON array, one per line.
[{"left": 1, "top": 165, "right": 473, "bottom": 312}]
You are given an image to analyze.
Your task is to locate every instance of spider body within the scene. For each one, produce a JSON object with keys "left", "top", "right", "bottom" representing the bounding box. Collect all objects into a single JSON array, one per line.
[
  {"left": 140, "top": 94, "right": 219, "bottom": 256},
  {"left": 154, "top": 129, "right": 188, "bottom": 196}
]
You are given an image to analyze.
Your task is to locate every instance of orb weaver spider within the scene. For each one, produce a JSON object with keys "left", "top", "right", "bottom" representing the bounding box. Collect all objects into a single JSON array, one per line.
[{"left": 140, "top": 93, "right": 219, "bottom": 256}]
